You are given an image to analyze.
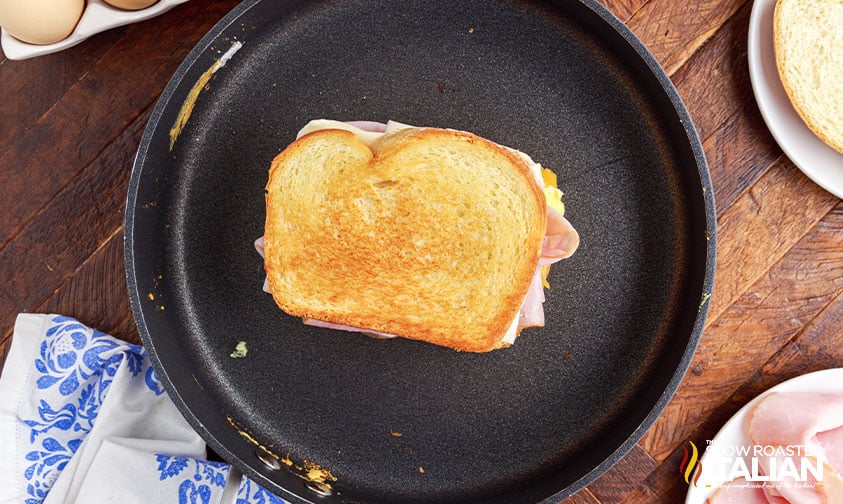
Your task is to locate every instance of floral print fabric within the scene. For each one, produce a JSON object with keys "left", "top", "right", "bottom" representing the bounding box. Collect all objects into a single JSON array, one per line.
[{"left": 0, "top": 314, "right": 285, "bottom": 504}]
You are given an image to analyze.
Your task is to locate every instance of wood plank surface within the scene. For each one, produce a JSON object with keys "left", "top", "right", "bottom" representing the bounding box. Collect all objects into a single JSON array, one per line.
[
  {"left": 0, "top": 1, "right": 234, "bottom": 249},
  {"left": 626, "top": 0, "right": 747, "bottom": 75},
  {"left": 642, "top": 198, "right": 842, "bottom": 460},
  {"left": 1, "top": 1, "right": 841, "bottom": 503},
  {"left": 0, "top": 107, "right": 149, "bottom": 346},
  {"left": 670, "top": 1, "right": 753, "bottom": 141},
  {"left": 598, "top": 0, "right": 650, "bottom": 21},
  {"left": 587, "top": 445, "right": 659, "bottom": 502},
  {"left": 668, "top": 1, "right": 784, "bottom": 214},
  {"left": 0, "top": 29, "right": 122, "bottom": 148},
  {"left": 707, "top": 158, "right": 839, "bottom": 322}
]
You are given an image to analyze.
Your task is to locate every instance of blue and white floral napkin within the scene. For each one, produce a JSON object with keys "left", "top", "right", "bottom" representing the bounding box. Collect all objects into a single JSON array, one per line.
[{"left": 0, "top": 314, "right": 285, "bottom": 504}]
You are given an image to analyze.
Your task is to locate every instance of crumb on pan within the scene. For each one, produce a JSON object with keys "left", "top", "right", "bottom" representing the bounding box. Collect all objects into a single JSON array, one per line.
[{"left": 230, "top": 341, "right": 248, "bottom": 358}]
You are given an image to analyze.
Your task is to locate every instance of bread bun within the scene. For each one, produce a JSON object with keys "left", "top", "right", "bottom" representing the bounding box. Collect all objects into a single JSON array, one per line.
[{"left": 773, "top": 0, "right": 843, "bottom": 153}]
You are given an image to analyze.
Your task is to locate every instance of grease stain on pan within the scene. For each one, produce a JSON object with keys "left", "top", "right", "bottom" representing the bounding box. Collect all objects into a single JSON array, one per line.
[
  {"left": 145, "top": 275, "right": 165, "bottom": 310},
  {"left": 191, "top": 373, "right": 206, "bottom": 392},
  {"left": 227, "top": 415, "right": 276, "bottom": 457},
  {"left": 300, "top": 460, "right": 337, "bottom": 486},
  {"left": 699, "top": 291, "right": 712, "bottom": 311},
  {"left": 226, "top": 416, "right": 337, "bottom": 488},
  {"left": 169, "top": 39, "right": 243, "bottom": 151}
]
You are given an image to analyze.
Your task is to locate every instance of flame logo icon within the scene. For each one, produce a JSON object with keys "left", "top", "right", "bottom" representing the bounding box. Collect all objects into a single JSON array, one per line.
[{"left": 680, "top": 441, "right": 703, "bottom": 486}]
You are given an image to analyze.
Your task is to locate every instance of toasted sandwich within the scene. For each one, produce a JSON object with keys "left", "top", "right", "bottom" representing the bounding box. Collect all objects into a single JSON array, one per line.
[{"left": 257, "top": 120, "right": 578, "bottom": 352}]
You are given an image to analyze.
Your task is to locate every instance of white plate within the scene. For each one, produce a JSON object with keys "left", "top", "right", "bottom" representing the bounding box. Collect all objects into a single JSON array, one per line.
[
  {"left": 748, "top": 0, "right": 843, "bottom": 199},
  {"left": 685, "top": 368, "right": 843, "bottom": 503},
  {"left": 1, "top": 0, "right": 189, "bottom": 61}
]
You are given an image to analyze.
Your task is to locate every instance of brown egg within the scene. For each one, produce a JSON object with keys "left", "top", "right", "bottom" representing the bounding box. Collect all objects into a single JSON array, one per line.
[
  {"left": 103, "top": 0, "right": 159, "bottom": 10},
  {"left": 0, "top": 0, "right": 85, "bottom": 45}
]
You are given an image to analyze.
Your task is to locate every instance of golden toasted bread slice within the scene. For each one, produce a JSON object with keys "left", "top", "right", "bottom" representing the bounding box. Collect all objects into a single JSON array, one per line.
[
  {"left": 263, "top": 127, "right": 547, "bottom": 352},
  {"left": 774, "top": 0, "right": 843, "bottom": 153}
]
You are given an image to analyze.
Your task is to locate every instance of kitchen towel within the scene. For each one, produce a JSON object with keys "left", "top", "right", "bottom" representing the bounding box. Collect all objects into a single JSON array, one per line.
[{"left": 0, "top": 313, "right": 285, "bottom": 504}]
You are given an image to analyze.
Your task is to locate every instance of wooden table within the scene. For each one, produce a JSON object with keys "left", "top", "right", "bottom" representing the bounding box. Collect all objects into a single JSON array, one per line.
[{"left": 1, "top": 1, "right": 840, "bottom": 502}]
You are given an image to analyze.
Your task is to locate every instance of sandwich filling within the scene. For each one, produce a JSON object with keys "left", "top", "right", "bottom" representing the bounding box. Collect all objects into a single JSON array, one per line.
[{"left": 257, "top": 120, "right": 579, "bottom": 347}]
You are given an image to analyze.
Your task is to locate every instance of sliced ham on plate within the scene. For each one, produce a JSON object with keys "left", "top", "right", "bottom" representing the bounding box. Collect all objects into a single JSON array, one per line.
[
  {"left": 748, "top": 392, "right": 843, "bottom": 504},
  {"left": 818, "top": 425, "right": 843, "bottom": 473},
  {"left": 749, "top": 392, "right": 843, "bottom": 452},
  {"left": 708, "top": 391, "right": 843, "bottom": 504}
]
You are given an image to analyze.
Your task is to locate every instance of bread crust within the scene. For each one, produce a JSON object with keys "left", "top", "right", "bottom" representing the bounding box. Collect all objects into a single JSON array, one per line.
[
  {"left": 773, "top": 0, "right": 843, "bottom": 153},
  {"left": 263, "top": 127, "right": 546, "bottom": 352}
]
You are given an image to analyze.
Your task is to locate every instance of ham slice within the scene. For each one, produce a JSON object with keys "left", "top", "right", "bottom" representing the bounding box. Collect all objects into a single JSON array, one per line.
[
  {"left": 518, "top": 267, "right": 546, "bottom": 329},
  {"left": 748, "top": 392, "right": 843, "bottom": 504},
  {"left": 522, "top": 207, "right": 579, "bottom": 327},
  {"left": 709, "top": 392, "right": 843, "bottom": 504},
  {"left": 343, "top": 120, "right": 388, "bottom": 132},
  {"left": 540, "top": 207, "right": 580, "bottom": 265},
  {"left": 818, "top": 425, "right": 843, "bottom": 473},
  {"left": 303, "top": 318, "right": 398, "bottom": 339},
  {"left": 749, "top": 393, "right": 843, "bottom": 452}
]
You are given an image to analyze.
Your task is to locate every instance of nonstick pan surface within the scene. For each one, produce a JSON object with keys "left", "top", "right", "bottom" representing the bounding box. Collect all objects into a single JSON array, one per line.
[{"left": 126, "top": 1, "right": 716, "bottom": 503}]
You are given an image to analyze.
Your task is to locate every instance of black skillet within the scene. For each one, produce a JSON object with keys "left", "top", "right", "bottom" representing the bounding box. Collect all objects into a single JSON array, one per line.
[{"left": 125, "top": 1, "right": 716, "bottom": 502}]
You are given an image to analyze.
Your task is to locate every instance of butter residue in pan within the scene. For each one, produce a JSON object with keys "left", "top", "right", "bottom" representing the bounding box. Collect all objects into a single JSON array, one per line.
[
  {"left": 169, "top": 39, "right": 243, "bottom": 150},
  {"left": 226, "top": 416, "right": 337, "bottom": 487}
]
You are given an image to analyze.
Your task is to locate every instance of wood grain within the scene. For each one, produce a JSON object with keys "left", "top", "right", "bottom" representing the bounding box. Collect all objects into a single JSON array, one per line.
[
  {"left": 670, "top": 1, "right": 752, "bottom": 141},
  {"left": 598, "top": 0, "right": 651, "bottom": 21},
  {"left": 584, "top": 445, "right": 658, "bottom": 502},
  {"left": 0, "top": 230, "right": 139, "bottom": 373},
  {"left": 707, "top": 159, "right": 839, "bottom": 323},
  {"left": 647, "top": 289, "right": 843, "bottom": 502},
  {"left": 0, "top": 1, "right": 236, "bottom": 249},
  {"left": 0, "top": 107, "right": 149, "bottom": 343},
  {"left": 0, "top": 335, "right": 10, "bottom": 375},
  {"left": 643, "top": 200, "right": 843, "bottom": 460},
  {"left": 636, "top": 447, "right": 694, "bottom": 502},
  {"left": 561, "top": 488, "right": 603, "bottom": 504},
  {"left": 702, "top": 98, "right": 782, "bottom": 215},
  {"left": 627, "top": 0, "right": 747, "bottom": 75},
  {"left": 668, "top": 1, "right": 784, "bottom": 213},
  {"left": 0, "top": 28, "right": 122, "bottom": 148},
  {"left": 38, "top": 229, "right": 138, "bottom": 344}
]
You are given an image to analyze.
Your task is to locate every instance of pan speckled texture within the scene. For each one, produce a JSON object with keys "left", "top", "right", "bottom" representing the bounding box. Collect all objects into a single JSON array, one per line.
[{"left": 125, "top": 1, "right": 716, "bottom": 503}]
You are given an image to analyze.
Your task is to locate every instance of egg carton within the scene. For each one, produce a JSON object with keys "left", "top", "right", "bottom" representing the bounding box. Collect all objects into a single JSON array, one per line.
[{"left": 1, "top": 0, "right": 190, "bottom": 61}]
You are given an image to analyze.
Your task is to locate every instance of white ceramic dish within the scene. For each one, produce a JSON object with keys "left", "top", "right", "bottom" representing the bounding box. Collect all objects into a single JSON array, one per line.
[
  {"left": 748, "top": 0, "right": 843, "bottom": 199},
  {"left": 1, "top": 0, "right": 189, "bottom": 61},
  {"left": 685, "top": 368, "right": 843, "bottom": 503}
]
